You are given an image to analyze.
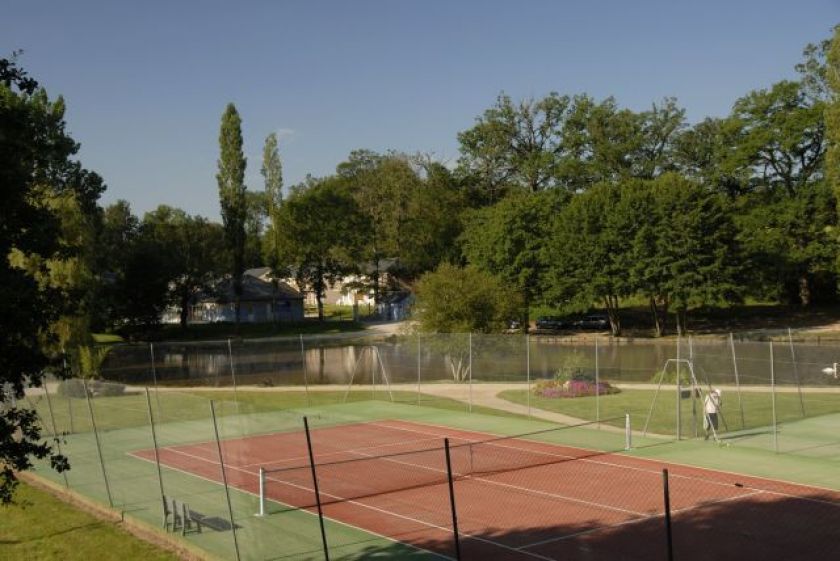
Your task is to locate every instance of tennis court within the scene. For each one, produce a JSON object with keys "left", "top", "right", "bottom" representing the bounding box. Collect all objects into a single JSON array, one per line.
[{"left": 131, "top": 418, "right": 840, "bottom": 560}]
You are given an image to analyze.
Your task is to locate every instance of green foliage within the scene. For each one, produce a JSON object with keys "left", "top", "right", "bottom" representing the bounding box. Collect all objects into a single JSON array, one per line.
[
  {"left": 141, "top": 206, "right": 227, "bottom": 326},
  {"left": 216, "top": 103, "right": 247, "bottom": 321},
  {"left": 261, "top": 132, "right": 284, "bottom": 270},
  {"left": 461, "top": 189, "right": 569, "bottom": 313},
  {"left": 271, "top": 177, "right": 366, "bottom": 319},
  {"left": 415, "top": 263, "right": 522, "bottom": 333},
  {"left": 0, "top": 58, "right": 94, "bottom": 501},
  {"left": 827, "top": 26, "right": 840, "bottom": 272}
]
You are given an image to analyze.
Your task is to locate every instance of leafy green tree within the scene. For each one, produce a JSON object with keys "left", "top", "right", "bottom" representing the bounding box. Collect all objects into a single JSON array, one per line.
[
  {"left": 645, "top": 174, "right": 741, "bottom": 334},
  {"left": 273, "top": 177, "right": 366, "bottom": 320},
  {"left": 216, "top": 103, "right": 247, "bottom": 324},
  {"left": 0, "top": 58, "right": 107, "bottom": 501},
  {"left": 399, "top": 160, "right": 466, "bottom": 277},
  {"left": 729, "top": 80, "right": 825, "bottom": 196},
  {"left": 544, "top": 183, "right": 632, "bottom": 335},
  {"left": 461, "top": 189, "right": 569, "bottom": 327},
  {"left": 736, "top": 184, "right": 837, "bottom": 306},
  {"left": 457, "top": 92, "right": 573, "bottom": 197},
  {"left": 244, "top": 189, "right": 267, "bottom": 269},
  {"left": 674, "top": 117, "right": 747, "bottom": 196},
  {"left": 827, "top": 26, "right": 840, "bottom": 245},
  {"left": 415, "top": 264, "right": 522, "bottom": 333},
  {"left": 340, "top": 152, "right": 419, "bottom": 301},
  {"left": 141, "top": 206, "right": 227, "bottom": 327}
]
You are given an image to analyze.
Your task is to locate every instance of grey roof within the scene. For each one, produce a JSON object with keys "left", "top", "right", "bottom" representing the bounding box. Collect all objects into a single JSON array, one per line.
[{"left": 197, "top": 274, "right": 303, "bottom": 304}]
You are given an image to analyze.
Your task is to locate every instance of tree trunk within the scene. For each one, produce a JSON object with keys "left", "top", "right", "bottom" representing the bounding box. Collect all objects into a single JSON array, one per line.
[
  {"left": 315, "top": 268, "right": 325, "bottom": 321},
  {"left": 604, "top": 295, "right": 621, "bottom": 337},
  {"left": 799, "top": 274, "right": 811, "bottom": 307},
  {"left": 650, "top": 296, "right": 662, "bottom": 338},
  {"left": 675, "top": 307, "right": 687, "bottom": 337},
  {"left": 179, "top": 291, "right": 190, "bottom": 328}
]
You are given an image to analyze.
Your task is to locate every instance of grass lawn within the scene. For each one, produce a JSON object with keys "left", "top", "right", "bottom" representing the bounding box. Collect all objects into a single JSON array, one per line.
[
  {"left": 0, "top": 482, "right": 178, "bottom": 561},
  {"left": 498, "top": 387, "right": 840, "bottom": 436}
]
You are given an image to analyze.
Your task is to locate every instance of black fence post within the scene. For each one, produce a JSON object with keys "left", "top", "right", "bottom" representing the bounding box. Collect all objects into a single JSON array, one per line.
[
  {"left": 663, "top": 469, "right": 674, "bottom": 561},
  {"left": 444, "top": 438, "right": 462, "bottom": 560},
  {"left": 304, "top": 416, "right": 330, "bottom": 561}
]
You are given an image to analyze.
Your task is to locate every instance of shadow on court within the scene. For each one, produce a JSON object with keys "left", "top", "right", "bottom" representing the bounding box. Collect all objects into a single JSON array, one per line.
[{"left": 293, "top": 489, "right": 840, "bottom": 561}]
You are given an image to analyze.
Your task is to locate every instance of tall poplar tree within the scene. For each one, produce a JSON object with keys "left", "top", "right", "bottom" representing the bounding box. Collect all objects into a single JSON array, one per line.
[
  {"left": 261, "top": 132, "right": 283, "bottom": 270},
  {"left": 827, "top": 26, "right": 840, "bottom": 228},
  {"left": 216, "top": 103, "right": 247, "bottom": 324}
]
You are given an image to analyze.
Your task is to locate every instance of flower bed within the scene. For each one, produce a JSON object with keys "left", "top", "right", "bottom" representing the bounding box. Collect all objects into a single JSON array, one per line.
[{"left": 532, "top": 377, "right": 619, "bottom": 398}]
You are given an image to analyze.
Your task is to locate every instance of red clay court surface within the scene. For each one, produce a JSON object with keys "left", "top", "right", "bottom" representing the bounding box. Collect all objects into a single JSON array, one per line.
[{"left": 132, "top": 419, "right": 840, "bottom": 560}]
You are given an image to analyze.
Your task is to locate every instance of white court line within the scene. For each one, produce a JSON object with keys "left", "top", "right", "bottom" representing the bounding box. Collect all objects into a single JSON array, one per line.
[
  {"left": 127, "top": 451, "right": 453, "bottom": 561},
  {"left": 340, "top": 444, "right": 646, "bottom": 517},
  {"left": 240, "top": 432, "right": 446, "bottom": 470},
  {"left": 371, "top": 420, "right": 840, "bottom": 509},
  {"left": 147, "top": 446, "right": 556, "bottom": 560}
]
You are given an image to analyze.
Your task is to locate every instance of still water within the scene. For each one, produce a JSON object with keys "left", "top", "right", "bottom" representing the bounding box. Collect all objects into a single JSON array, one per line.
[{"left": 100, "top": 335, "right": 840, "bottom": 388}]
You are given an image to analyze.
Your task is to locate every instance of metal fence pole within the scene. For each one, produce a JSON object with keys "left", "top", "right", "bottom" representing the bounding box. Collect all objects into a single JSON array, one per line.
[
  {"left": 416, "top": 333, "right": 421, "bottom": 406},
  {"left": 689, "top": 336, "right": 697, "bottom": 438},
  {"left": 770, "top": 341, "right": 778, "bottom": 453},
  {"left": 729, "top": 333, "right": 746, "bottom": 429},
  {"left": 595, "top": 337, "right": 600, "bottom": 426},
  {"left": 300, "top": 334, "right": 310, "bottom": 406},
  {"left": 468, "top": 333, "right": 473, "bottom": 414},
  {"left": 788, "top": 328, "right": 805, "bottom": 416},
  {"left": 304, "top": 416, "right": 330, "bottom": 561},
  {"left": 82, "top": 379, "right": 113, "bottom": 508},
  {"left": 227, "top": 339, "right": 239, "bottom": 406},
  {"left": 144, "top": 388, "right": 166, "bottom": 523},
  {"left": 149, "top": 343, "right": 159, "bottom": 389},
  {"left": 662, "top": 469, "right": 674, "bottom": 561},
  {"left": 42, "top": 382, "right": 69, "bottom": 488},
  {"left": 444, "top": 438, "right": 462, "bottom": 561},
  {"left": 210, "top": 400, "right": 242, "bottom": 561},
  {"left": 526, "top": 334, "right": 531, "bottom": 419},
  {"left": 676, "top": 337, "right": 681, "bottom": 440}
]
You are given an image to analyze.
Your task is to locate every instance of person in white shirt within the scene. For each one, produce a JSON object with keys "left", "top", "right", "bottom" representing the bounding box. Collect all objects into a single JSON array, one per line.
[{"left": 703, "top": 388, "right": 722, "bottom": 440}]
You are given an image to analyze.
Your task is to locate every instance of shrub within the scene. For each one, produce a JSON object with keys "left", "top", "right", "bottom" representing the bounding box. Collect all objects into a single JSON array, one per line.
[{"left": 532, "top": 378, "right": 619, "bottom": 399}]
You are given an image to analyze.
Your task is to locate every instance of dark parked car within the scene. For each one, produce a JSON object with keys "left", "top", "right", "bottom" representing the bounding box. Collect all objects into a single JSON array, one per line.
[
  {"left": 536, "top": 316, "right": 566, "bottom": 330},
  {"left": 576, "top": 314, "right": 610, "bottom": 330}
]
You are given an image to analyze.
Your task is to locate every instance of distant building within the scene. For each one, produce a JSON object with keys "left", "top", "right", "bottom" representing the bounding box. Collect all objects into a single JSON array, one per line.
[{"left": 162, "top": 268, "right": 304, "bottom": 324}]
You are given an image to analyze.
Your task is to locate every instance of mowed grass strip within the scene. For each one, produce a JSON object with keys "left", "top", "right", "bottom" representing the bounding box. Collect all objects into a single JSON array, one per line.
[{"left": 0, "top": 482, "right": 179, "bottom": 561}]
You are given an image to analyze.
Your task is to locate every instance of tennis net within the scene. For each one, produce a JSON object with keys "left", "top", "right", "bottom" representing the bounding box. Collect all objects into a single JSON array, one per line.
[{"left": 257, "top": 416, "right": 631, "bottom": 514}]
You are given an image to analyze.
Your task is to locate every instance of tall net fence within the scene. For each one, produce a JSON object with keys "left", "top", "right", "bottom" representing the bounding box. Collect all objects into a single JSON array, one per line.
[{"left": 16, "top": 329, "right": 840, "bottom": 560}]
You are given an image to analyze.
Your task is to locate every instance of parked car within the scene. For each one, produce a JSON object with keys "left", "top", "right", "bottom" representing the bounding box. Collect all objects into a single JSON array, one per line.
[
  {"left": 576, "top": 314, "right": 610, "bottom": 330},
  {"left": 536, "top": 316, "right": 566, "bottom": 330}
]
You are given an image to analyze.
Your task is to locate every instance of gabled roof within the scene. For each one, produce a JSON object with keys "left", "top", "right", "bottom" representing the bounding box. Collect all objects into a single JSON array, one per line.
[{"left": 197, "top": 274, "right": 303, "bottom": 304}]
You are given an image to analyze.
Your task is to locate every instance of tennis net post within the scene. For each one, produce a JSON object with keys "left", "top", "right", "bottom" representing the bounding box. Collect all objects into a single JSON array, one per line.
[
  {"left": 257, "top": 467, "right": 266, "bottom": 517},
  {"left": 625, "top": 413, "right": 632, "bottom": 450}
]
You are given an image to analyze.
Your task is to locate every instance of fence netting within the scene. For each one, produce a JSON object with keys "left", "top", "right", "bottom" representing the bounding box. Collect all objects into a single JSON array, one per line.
[{"left": 17, "top": 330, "right": 840, "bottom": 560}]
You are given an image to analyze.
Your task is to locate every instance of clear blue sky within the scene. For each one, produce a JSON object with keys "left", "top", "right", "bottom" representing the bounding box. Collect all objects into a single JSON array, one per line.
[{"left": 4, "top": 1, "right": 838, "bottom": 219}]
